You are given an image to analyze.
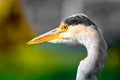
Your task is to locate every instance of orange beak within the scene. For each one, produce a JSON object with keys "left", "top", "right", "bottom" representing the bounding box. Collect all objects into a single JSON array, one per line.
[{"left": 27, "top": 28, "right": 60, "bottom": 44}]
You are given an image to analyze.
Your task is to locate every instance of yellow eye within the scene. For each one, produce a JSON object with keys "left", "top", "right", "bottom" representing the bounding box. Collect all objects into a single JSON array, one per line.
[{"left": 59, "top": 25, "right": 68, "bottom": 31}]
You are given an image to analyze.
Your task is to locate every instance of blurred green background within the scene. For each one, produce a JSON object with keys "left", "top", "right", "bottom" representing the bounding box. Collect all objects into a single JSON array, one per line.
[{"left": 0, "top": 0, "right": 120, "bottom": 80}]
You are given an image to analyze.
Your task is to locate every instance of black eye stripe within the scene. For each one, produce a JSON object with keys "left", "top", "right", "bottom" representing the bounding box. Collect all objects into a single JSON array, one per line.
[
  {"left": 64, "top": 16, "right": 80, "bottom": 25},
  {"left": 64, "top": 15, "right": 95, "bottom": 26}
]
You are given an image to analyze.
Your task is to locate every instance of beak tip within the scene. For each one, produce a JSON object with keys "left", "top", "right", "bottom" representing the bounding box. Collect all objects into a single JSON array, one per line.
[{"left": 27, "top": 40, "right": 34, "bottom": 45}]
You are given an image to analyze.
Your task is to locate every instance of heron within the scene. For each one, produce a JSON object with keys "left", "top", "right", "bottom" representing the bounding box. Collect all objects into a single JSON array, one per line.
[{"left": 27, "top": 13, "right": 107, "bottom": 80}]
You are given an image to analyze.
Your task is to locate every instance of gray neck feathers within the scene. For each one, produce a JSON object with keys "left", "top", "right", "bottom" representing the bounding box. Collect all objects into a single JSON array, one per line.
[{"left": 76, "top": 29, "right": 107, "bottom": 80}]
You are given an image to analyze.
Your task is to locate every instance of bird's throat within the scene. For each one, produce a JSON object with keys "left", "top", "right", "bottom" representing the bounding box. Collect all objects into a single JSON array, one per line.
[{"left": 76, "top": 33, "right": 107, "bottom": 80}]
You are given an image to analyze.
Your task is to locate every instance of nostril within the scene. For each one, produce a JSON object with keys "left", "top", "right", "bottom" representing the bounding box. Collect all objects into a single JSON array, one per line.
[{"left": 52, "top": 30, "right": 57, "bottom": 32}]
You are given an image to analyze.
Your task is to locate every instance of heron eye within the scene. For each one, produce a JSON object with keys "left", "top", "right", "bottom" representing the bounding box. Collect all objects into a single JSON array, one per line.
[
  {"left": 60, "top": 25, "right": 68, "bottom": 31},
  {"left": 63, "top": 25, "right": 67, "bottom": 29}
]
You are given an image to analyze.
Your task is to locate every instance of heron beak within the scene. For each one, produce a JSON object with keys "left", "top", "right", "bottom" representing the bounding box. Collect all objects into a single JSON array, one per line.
[{"left": 27, "top": 28, "right": 60, "bottom": 44}]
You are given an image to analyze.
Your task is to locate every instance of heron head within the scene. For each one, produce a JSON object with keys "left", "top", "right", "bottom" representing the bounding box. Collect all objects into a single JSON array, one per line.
[{"left": 27, "top": 14, "right": 98, "bottom": 45}]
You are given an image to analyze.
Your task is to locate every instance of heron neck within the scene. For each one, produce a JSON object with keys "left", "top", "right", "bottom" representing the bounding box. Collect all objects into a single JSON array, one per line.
[{"left": 76, "top": 35, "right": 107, "bottom": 80}]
